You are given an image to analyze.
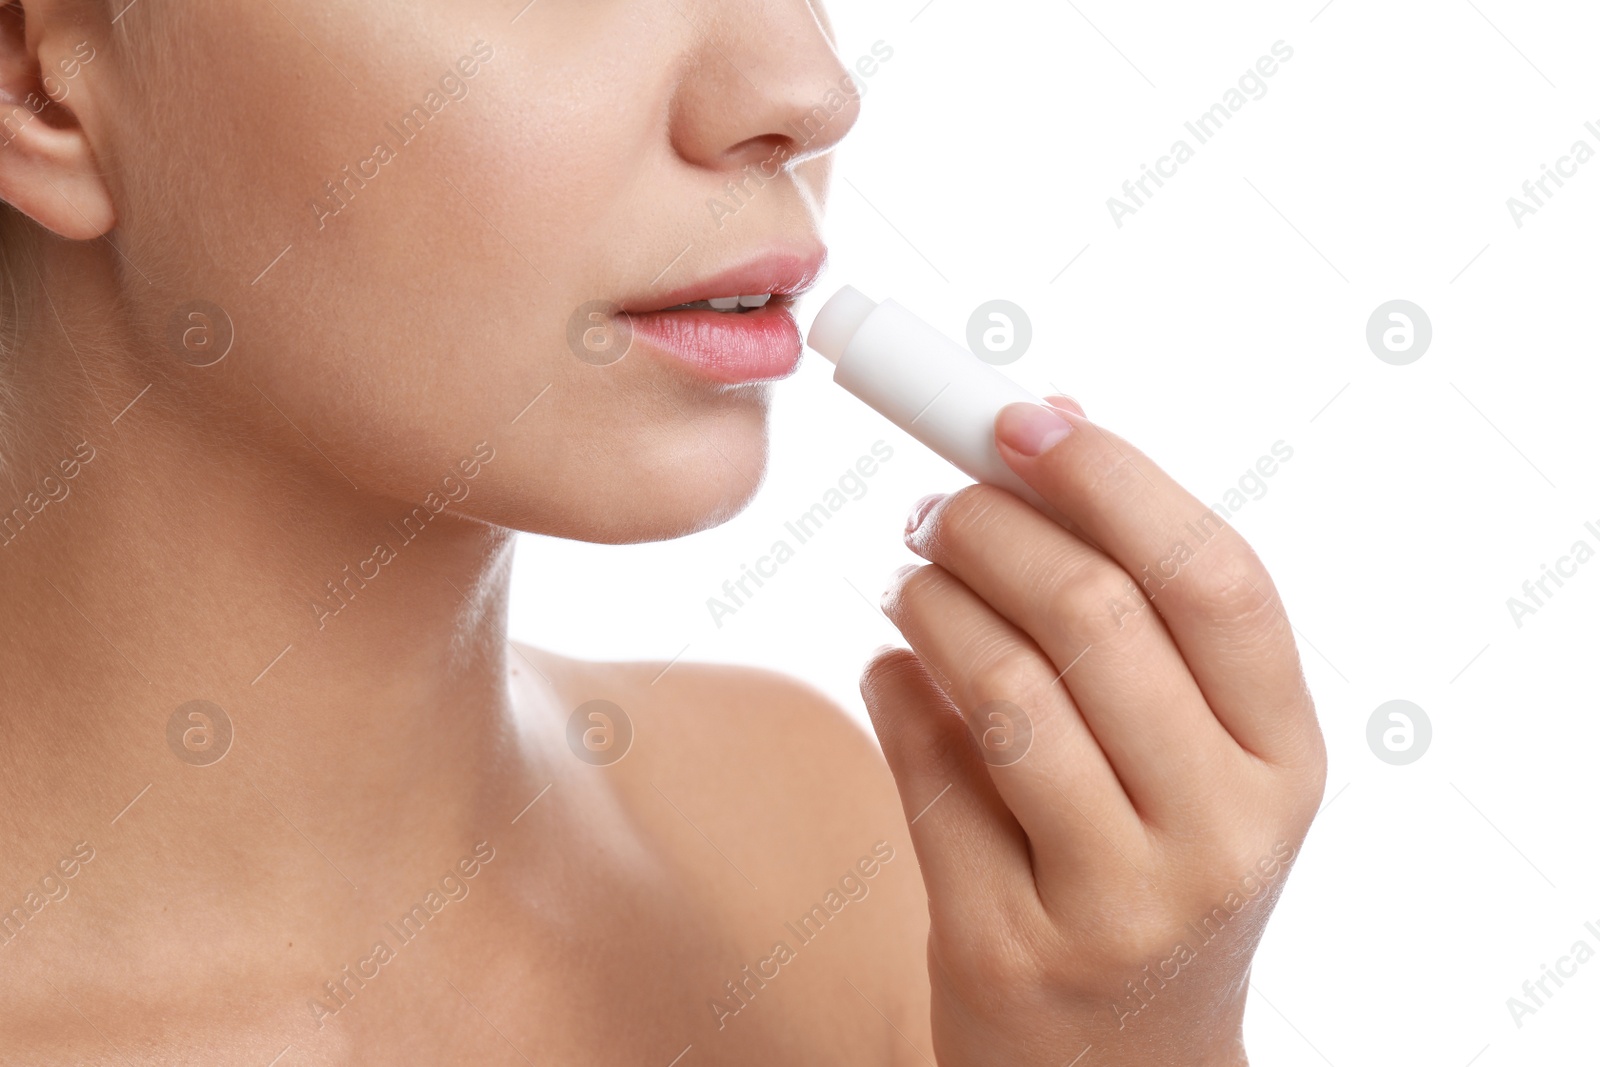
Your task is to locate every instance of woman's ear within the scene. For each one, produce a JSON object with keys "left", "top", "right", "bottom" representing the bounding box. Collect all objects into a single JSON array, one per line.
[{"left": 0, "top": 1, "right": 113, "bottom": 240}]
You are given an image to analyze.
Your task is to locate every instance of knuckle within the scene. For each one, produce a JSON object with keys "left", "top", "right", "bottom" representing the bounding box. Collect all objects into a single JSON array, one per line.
[
  {"left": 1267, "top": 668, "right": 1328, "bottom": 790},
  {"left": 922, "top": 709, "right": 982, "bottom": 771},
  {"left": 922, "top": 483, "right": 1012, "bottom": 554},
  {"left": 1059, "top": 899, "right": 1183, "bottom": 978},
  {"left": 1286, "top": 725, "right": 1330, "bottom": 826},
  {"left": 879, "top": 561, "right": 938, "bottom": 620},
  {"left": 859, "top": 644, "right": 920, "bottom": 692},
  {"left": 1306, "top": 725, "right": 1329, "bottom": 791},
  {"left": 1170, "top": 819, "right": 1307, "bottom": 918},
  {"left": 1047, "top": 565, "right": 1144, "bottom": 647},
  {"left": 931, "top": 918, "right": 1045, "bottom": 1001},
  {"left": 966, "top": 642, "right": 1047, "bottom": 703},
  {"left": 1105, "top": 908, "right": 1187, "bottom": 964},
  {"left": 1071, "top": 435, "right": 1147, "bottom": 503},
  {"left": 1165, "top": 549, "right": 1273, "bottom": 624}
]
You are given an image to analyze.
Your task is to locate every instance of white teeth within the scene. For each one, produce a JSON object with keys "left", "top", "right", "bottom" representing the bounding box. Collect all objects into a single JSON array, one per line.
[{"left": 666, "top": 294, "right": 774, "bottom": 312}]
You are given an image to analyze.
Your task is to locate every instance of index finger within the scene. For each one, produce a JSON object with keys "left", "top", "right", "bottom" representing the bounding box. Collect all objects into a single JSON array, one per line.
[{"left": 992, "top": 401, "right": 1317, "bottom": 765}]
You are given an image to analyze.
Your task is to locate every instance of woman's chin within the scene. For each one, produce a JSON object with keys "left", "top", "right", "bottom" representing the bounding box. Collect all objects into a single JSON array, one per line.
[
  {"left": 599, "top": 421, "right": 772, "bottom": 541},
  {"left": 482, "top": 456, "right": 768, "bottom": 546},
  {"left": 609, "top": 473, "right": 767, "bottom": 544}
]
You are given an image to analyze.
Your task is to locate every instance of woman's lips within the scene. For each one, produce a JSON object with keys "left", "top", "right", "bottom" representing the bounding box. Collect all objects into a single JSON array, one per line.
[{"left": 626, "top": 301, "right": 803, "bottom": 384}]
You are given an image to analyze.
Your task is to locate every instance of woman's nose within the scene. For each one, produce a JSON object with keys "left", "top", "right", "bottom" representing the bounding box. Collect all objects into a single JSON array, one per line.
[{"left": 668, "top": 0, "right": 862, "bottom": 173}]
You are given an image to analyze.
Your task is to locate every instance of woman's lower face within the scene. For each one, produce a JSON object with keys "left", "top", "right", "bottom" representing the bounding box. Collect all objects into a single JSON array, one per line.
[{"left": 84, "top": 0, "right": 857, "bottom": 543}]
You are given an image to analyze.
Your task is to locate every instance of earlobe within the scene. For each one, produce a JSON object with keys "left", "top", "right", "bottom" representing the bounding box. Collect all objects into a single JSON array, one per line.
[{"left": 0, "top": 8, "right": 115, "bottom": 241}]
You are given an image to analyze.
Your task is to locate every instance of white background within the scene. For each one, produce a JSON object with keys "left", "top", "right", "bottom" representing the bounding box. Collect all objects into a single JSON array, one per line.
[{"left": 510, "top": 1, "right": 1600, "bottom": 1061}]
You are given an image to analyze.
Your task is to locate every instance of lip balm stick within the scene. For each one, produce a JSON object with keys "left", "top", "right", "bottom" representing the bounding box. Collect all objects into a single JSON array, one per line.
[{"left": 807, "top": 285, "right": 1070, "bottom": 527}]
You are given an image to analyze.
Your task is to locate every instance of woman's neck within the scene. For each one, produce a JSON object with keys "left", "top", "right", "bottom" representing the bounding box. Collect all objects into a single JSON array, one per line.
[{"left": 0, "top": 286, "right": 561, "bottom": 973}]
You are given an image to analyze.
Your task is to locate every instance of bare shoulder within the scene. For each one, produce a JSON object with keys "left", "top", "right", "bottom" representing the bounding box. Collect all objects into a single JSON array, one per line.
[
  {"left": 638, "top": 656, "right": 905, "bottom": 819},
  {"left": 514, "top": 643, "right": 933, "bottom": 1057},
  {"left": 517, "top": 640, "right": 918, "bottom": 879}
]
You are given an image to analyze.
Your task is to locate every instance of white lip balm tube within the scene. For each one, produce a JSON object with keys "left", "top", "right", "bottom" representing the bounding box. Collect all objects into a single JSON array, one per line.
[{"left": 807, "top": 285, "right": 1067, "bottom": 525}]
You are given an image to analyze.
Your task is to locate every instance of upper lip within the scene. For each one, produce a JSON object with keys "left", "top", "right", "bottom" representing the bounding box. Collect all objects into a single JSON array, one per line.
[{"left": 623, "top": 245, "right": 827, "bottom": 313}]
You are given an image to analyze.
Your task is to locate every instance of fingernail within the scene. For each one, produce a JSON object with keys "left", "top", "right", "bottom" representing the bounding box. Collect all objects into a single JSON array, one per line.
[
  {"left": 1043, "top": 394, "right": 1085, "bottom": 418},
  {"left": 996, "top": 402, "right": 1073, "bottom": 458},
  {"left": 905, "top": 493, "right": 944, "bottom": 535}
]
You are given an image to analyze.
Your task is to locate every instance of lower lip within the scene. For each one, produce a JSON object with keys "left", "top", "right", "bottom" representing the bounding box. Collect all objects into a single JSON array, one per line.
[{"left": 626, "top": 303, "right": 803, "bottom": 384}]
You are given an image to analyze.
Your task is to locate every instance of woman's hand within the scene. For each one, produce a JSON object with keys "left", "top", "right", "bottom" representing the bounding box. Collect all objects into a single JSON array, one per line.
[{"left": 862, "top": 397, "right": 1326, "bottom": 1066}]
